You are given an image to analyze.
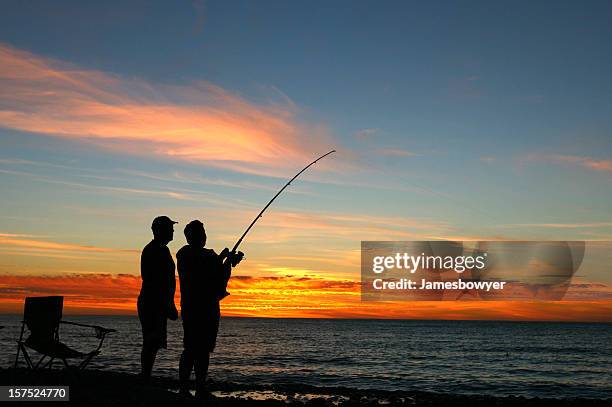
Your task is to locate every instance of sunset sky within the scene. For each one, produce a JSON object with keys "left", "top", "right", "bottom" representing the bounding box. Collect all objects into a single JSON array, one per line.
[{"left": 0, "top": 1, "right": 611, "bottom": 321}]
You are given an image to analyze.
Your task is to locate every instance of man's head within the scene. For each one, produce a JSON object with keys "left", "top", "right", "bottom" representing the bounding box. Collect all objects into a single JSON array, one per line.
[
  {"left": 151, "top": 215, "right": 177, "bottom": 244},
  {"left": 184, "top": 220, "right": 207, "bottom": 247}
]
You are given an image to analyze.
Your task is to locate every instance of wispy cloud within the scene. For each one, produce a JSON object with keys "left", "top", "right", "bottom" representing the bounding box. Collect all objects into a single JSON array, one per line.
[
  {"left": 0, "top": 233, "right": 136, "bottom": 254},
  {"left": 117, "top": 169, "right": 280, "bottom": 192},
  {"left": 0, "top": 165, "right": 251, "bottom": 207},
  {"left": 354, "top": 128, "right": 379, "bottom": 141},
  {"left": 212, "top": 209, "right": 455, "bottom": 243},
  {"left": 0, "top": 43, "right": 336, "bottom": 177},
  {"left": 502, "top": 222, "right": 612, "bottom": 229},
  {"left": 551, "top": 155, "right": 612, "bottom": 172},
  {"left": 523, "top": 153, "right": 612, "bottom": 173},
  {"left": 376, "top": 148, "right": 417, "bottom": 157}
]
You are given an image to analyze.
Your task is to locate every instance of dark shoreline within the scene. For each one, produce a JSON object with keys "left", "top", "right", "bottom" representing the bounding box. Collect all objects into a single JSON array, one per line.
[{"left": 1, "top": 368, "right": 610, "bottom": 406}]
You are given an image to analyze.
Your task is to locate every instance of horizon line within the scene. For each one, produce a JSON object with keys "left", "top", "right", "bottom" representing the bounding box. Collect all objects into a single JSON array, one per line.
[{"left": 1, "top": 312, "right": 610, "bottom": 324}]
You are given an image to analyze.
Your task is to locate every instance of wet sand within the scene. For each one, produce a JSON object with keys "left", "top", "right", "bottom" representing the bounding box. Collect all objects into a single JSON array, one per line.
[{"left": 1, "top": 368, "right": 609, "bottom": 406}]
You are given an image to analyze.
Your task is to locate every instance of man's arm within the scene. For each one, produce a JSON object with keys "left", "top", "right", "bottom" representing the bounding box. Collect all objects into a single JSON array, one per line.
[
  {"left": 140, "top": 247, "right": 151, "bottom": 281},
  {"left": 217, "top": 249, "right": 244, "bottom": 298},
  {"left": 139, "top": 246, "right": 157, "bottom": 301},
  {"left": 216, "top": 249, "right": 232, "bottom": 295}
]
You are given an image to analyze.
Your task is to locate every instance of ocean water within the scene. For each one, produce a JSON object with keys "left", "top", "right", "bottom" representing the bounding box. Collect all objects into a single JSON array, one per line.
[{"left": 1, "top": 316, "right": 610, "bottom": 399}]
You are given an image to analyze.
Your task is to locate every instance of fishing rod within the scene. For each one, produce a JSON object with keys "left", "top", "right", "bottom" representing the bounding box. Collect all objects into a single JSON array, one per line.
[
  {"left": 218, "top": 150, "right": 335, "bottom": 300},
  {"left": 230, "top": 149, "right": 336, "bottom": 255}
]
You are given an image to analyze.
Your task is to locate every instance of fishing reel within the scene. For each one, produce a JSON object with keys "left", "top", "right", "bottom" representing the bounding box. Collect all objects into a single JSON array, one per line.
[{"left": 220, "top": 248, "right": 245, "bottom": 267}]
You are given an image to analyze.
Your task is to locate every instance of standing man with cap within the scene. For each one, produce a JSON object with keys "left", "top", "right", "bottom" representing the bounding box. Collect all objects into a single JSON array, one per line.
[{"left": 138, "top": 215, "right": 179, "bottom": 379}]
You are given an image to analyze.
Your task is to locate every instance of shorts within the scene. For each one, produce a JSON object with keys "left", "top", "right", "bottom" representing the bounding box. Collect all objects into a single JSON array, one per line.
[
  {"left": 137, "top": 300, "right": 168, "bottom": 350},
  {"left": 182, "top": 308, "right": 220, "bottom": 353}
]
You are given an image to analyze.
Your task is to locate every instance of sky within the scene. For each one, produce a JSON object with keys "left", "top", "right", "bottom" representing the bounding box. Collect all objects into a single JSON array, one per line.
[{"left": 0, "top": 1, "right": 611, "bottom": 320}]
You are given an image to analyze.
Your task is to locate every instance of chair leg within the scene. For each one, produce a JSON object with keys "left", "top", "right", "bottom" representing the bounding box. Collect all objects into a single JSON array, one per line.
[
  {"left": 94, "top": 333, "right": 108, "bottom": 352},
  {"left": 14, "top": 323, "right": 26, "bottom": 368},
  {"left": 20, "top": 345, "right": 34, "bottom": 369},
  {"left": 44, "top": 358, "right": 55, "bottom": 369},
  {"left": 34, "top": 354, "right": 47, "bottom": 369},
  {"left": 78, "top": 352, "right": 98, "bottom": 370},
  {"left": 14, "top": 343, "right": 21, "bottom": 368},
  {"left": 75, "top": 332, "right": 108, "bottom": 370}
]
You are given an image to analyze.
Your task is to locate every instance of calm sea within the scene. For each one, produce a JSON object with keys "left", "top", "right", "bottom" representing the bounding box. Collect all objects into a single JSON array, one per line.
[{"left": 1, "top": 316, "right": 610, "bottom": 399}]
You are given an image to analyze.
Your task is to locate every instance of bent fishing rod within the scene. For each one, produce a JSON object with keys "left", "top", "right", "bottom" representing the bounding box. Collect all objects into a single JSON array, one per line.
[{"left": 229, "top": 149, "right": 336, "bottom": 255}]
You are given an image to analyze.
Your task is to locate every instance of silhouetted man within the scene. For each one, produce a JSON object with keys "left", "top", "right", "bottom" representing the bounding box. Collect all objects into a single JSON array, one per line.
[
  {"left": 138, "top": 215, "right": 179, "bottom": 379},
  {"left": 177, "top": 220, "right": 243, "bottom": 398}
]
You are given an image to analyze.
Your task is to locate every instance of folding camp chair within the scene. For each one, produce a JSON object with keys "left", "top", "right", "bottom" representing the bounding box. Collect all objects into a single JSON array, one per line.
[{"left": 14, "top": 296, "right": 116, "bottom": 370}]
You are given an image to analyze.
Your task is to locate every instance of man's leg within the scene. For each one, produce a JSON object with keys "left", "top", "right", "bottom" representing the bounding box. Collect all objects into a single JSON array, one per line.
[
  {"left": 140, "top": 343, "right": 157, "bottom": 378},
  {"left": 180, "top": 318, "right": 195, "bottom": 396},
  {"left": 138, "top": 307, "right": 159, "bottom": 379},
  {"left": 193, "top": 351, "right": 210, "bottom": 397},
  {"left": 193, "top": 314, "right": 218, "bottom": 397},
  {"left": 179, "top": 349, "right": 195, "bottom": 394}
]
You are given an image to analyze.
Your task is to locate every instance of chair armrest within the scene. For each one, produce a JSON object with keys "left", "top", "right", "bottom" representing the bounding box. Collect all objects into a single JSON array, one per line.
[{"left": 60, "top": 320, "right": 116, "bottom": 333}]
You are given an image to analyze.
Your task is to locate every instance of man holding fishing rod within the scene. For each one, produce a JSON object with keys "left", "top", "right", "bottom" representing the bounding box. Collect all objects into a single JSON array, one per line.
[
  {"left": 175, "top": 150, "right": 335, "bottom": 398},
  {"left": 177, "top": 220, "right": 244, "bottom": 398}
]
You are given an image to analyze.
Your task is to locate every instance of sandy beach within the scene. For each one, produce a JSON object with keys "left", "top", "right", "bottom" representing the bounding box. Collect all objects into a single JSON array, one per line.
[{"left": 1, "top": 368, "right": 610, "bottom": 406}]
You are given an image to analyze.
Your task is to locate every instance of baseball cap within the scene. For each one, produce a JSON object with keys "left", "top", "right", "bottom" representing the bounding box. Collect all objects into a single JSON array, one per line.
[{"left": 151, "top": 216, "right": 178, "bottom": 229}]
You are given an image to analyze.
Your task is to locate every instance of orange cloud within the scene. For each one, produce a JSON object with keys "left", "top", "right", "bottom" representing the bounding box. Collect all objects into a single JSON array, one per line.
[
  {"left": 0, "top": 273, "right": 140, "bottom": 314},
  {"left": 0, "top": 234, "right": 138, "bottom": 271},
  {"left": 1, "top": 273, "right": 610, "bottom": 322},
  {"left": 502, "top": 222, "right": 612, "bottom": 229},
  {"left": 0, "top": 235, "right": 134, "bottom": 253},
  {"left": 525, "top": 153, "right": 612, "bottom": 173},
  {"left": 551, "top": 155, "right": 612, "bottom": 172},
  {"left": 0, "top": 43, "right": 335, "bottom": 177}
]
